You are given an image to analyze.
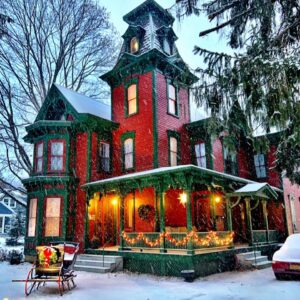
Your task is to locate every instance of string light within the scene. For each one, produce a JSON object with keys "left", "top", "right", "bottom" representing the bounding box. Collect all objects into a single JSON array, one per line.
[{"left": 121, "top": 231, "right": 234, "bottom": 248}]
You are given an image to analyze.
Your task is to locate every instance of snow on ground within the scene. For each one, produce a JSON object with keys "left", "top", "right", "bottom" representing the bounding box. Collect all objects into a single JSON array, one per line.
[{"left": 1, "top": 263, "right": 299, "bottom": 300}]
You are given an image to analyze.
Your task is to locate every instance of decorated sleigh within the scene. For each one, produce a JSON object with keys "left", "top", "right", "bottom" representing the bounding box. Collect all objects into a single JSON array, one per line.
[{"left": 13, "top": 242, "right": 79, "bottom": 296}]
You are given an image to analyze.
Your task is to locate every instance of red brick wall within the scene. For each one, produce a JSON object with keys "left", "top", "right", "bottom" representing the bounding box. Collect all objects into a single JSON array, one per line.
[
  {"left": 266, "top": 145, "right": 281, "bottom": 188},
  {"left": 156, "top": 72, "right": 191, "bottom": 167},
  {"left": 112, "top": 72, "right": 154, "bottom": 175},
  {"left": 237, "top": 146, "right": 253, "bottom": 179},
  {"left": 283, "top": 177, "right": 300, "bottom": 234}
]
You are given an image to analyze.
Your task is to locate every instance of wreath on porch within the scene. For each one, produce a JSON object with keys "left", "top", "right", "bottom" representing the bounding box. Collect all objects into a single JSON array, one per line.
[{"left": 138, "top": 204, "right": 155, "bottom": 222}]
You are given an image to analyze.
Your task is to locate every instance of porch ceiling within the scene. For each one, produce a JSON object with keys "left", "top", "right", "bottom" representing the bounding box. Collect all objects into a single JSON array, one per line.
[{"left": 82, "top": 165, "right": 282, "bottom": 196}]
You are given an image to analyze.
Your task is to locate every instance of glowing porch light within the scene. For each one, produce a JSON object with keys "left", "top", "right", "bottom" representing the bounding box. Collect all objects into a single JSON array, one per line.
[
  {"left": 179, "top": 193, "right": 187, "bottom": 206},
  {"left": 112, "top": 199, "right": 118, "bottom": 206},
  {"left": 215, "top": 196, "right": 221, "bottom": 204}
]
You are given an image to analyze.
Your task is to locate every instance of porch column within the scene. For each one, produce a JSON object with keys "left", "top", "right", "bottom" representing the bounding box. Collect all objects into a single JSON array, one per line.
[
  {"left": 185, "top": 188, "right": 194, "bottom": 254},
  {"left": 159, "top": 189, "right": 166, "bottom": 253},
  {"left": 245, "top": 197, "right": 253, "bottom": 246},
  {"left": 119, "top": 194, "right": 125, "bottom": 251},
  {"left": 225, "top": 197, "right": 233, "bottom": 231},
  {"left": 210, "top": 194, "right": 217, "bottom": 230},
  {"left": 262, "top": 200, "right": 269, "bottom": 243},
  {"left": 155, "top": 190, "right": 160, "bottom": 232}
]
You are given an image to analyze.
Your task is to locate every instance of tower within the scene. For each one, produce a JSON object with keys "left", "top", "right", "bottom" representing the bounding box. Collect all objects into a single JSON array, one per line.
[{"left": 101, "top": 0, "right": 197, "bottom": 174}]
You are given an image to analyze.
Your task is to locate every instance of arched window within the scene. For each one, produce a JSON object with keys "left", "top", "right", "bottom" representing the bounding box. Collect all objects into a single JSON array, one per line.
[
  {"left": 163, "top": 38, "right": 171, "bottom": 55},
  {"left": 124, "top": 138, "right": 134, "bottom": 170},
  {"left": 130, "top": 37, "right": 139, "bottom": 54}
]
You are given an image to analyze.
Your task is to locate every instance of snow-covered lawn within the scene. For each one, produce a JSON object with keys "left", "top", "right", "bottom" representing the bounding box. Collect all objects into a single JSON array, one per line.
[{"left": 0, "top": 263, "right": 299, "bottom": 300}]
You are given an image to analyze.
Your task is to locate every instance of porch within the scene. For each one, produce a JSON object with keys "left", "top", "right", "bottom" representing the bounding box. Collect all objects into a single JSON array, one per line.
[{"left": 82, "top": 165, "right": 285, "bottom": 255}]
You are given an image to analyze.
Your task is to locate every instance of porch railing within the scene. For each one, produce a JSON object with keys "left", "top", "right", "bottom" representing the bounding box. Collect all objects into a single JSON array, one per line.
[
  {"left": 253, "top": 229, "right": 280, "bottom": 244},
  {"left": 122, "top": 231, "right": 234, "bottom": 250}
]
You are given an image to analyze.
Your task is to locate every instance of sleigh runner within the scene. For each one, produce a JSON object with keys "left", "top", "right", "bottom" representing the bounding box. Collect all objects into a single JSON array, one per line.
[{"left": 13, "top": 242, "right": 79, "bottom": 296}]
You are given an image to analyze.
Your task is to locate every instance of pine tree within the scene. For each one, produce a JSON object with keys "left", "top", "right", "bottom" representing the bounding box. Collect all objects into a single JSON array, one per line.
[{"left": 175, "top": 0, "right": 300, "bottom": 183}]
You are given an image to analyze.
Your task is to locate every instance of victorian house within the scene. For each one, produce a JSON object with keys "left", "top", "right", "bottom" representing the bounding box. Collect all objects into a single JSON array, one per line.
[{"left": 23, "top": 0, "right": 298, "bottom": 277}]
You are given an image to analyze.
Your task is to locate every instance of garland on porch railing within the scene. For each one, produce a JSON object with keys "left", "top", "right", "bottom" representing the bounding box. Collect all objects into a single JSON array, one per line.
[{"left": 121, "top": 231, "right": 234, "bottom": 248}]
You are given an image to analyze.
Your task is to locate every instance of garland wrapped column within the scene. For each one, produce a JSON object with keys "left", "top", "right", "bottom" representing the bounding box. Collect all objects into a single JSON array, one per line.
[
  {"left": 185, "top": 188, "right": 194, "bottom": 254},
  {"left": 119, "top": 194, "right": 125, "bottom": 251},
  {"left": 225, "top": 197, "right": 233, "bottom": 231},
  {"left": 245, "top": 197, "right": 253, "bottom": 246},
  {"left": 159, "top": 189, "right": 166, "bottom": 253}
]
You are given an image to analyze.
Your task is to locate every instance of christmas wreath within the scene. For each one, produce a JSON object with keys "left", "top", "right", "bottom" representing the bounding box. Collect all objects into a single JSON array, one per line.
[
  {"left": 38, "top": 246, "right": 59, "bottom": 268},
  {"left": 138, "top": 204, "right": 155, "bottom": 222}
]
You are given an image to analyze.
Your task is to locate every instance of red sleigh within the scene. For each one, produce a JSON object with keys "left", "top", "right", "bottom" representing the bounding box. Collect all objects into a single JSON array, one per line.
[{"left": 13, "top": 242, "right": 79, "bottom": 296}]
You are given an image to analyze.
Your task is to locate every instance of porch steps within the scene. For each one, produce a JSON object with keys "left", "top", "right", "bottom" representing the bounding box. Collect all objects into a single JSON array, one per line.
[
  {"left": 236, "top": 251, "right": 271, "bottom": 270},
  {"left": 74, "top": 254, "right": 123, "bottom": 274}
]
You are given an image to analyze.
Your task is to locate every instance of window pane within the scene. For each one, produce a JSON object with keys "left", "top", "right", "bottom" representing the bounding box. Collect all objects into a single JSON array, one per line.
[
  {"left": 51, "top": 142, "right": 63, "bottom": 155},
  {"left": 37, "top": 143, "right": 43, "bottom": 157},
  {"left": 169, "top": 99, "right": 176, "bottom": 115},
  {"left": 46, "top": 198, "right": 61, "bottom": 218},
  {"left": 101, "top": 158, "right": 110, "bottom": 172},
  {"left": 28, "top": 198, "right": 37, "bottom": 237},
  {"left": 171, "top": 152, "right": 177, "bottom": 166},
  {"left": 195, "top": 144, "right": 200, "bottom": 157},
  {"left": 29, "top": 198, "right": 37, "bottom": 218},
  {"left": 100, "top": 143, "right": 110, "bottom": 158},
  {"left": 170, "top": 137, "right": 177, "bottom": 152},
  {"left": 260, "top": 167, "right": 266, "bottom": 178},
  {"left": 200, "top": 157, "right": 206, "bottom": 168},
  {"left": 51, "top": 157, "right": 63, "bottom": 171},
  {"left": 36, "top": 158, "right": 43, "bottom": 173},
  {"left": 45, "top": 198, "right": 61, "bottom": 237},
  {"left": 254, "top": 155, "right": 259, "bottom": 166},
  {"left": 128, "top": 99, "right": 137, "bottom": 115},
  {"left": 45, "top": 217, "right": 60, "bottom": 236},
  {"left": 128, "top": 84, "right": 136, "bottom": 101},
  {"left": 200, "top": 143, "right": 206, "bottom": 155},
  {"left": 125, "top": 153, "right": 133, "bottom": 169},
  {"left": 169, "top": 84, "right": 175, "bottom": 100},
  {"left": 130, "top": 37, "right": 139, "bottom": 53},
  {"left": 259, "top": 154, "right": 265, "bottom": 165},
  {"left": 124, "top": 139, "right": 133, "bottom": 154},
  {"left": 255, "top": 166, "right": 261, "bottom": 178}
]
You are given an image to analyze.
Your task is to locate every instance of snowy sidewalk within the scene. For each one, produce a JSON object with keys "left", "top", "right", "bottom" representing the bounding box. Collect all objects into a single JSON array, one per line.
[{"left": 0, "top": 262, "right": 299, "bottom": 300}]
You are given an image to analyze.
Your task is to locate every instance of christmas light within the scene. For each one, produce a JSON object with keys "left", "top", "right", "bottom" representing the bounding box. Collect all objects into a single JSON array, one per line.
[
  {"left": 112, "top": 199, "right": 118, "bottom": 206},
  {"left": 179, "top": 193, "right": 187, "bottom": 206}
]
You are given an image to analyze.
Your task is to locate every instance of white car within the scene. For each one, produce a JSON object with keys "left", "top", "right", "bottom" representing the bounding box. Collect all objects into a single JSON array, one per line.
[{"left": 272, "top": 233, "right": 300, "bottom": 279}]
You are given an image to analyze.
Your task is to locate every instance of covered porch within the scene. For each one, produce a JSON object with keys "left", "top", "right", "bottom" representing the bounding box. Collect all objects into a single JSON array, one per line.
[{"left": 82, "top": 165, "right": 285, "bottom": 255}]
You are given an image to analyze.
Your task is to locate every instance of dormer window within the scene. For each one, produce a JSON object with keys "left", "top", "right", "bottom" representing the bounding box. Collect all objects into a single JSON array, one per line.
[
  {"left": 130, "top": 37, "right": 139, "bottom": 54},
  {"left": 163, "top": 38, "right": 171, "bottom": 55}
]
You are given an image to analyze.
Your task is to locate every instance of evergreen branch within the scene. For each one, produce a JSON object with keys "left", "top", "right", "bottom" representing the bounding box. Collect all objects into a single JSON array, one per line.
[{"left": 207, "top": 1, "right": 240, "bottom": 21}]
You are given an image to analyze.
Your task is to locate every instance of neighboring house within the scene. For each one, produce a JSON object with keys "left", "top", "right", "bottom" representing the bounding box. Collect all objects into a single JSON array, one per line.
[
  {"left": 0, "top": 191, "right": 27, "bottom": 235},
  {"left": 0, "top": 202, "right": 15, "bottom": 235},
  {"left": 22, "top": 0, "right": 299, "bottom": 277}
]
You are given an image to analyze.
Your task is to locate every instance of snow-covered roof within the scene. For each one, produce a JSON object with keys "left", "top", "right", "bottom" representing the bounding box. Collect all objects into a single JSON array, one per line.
[
  {"left": 82, "top": 165, "right": 282, "bottom": 195},
  {"left": 0, "top": 202, "right": 15, "bottom": 215},
  {"left": 54, "top": 84, "right": 111, "bottom": 121},
  {"left": 0, "top": 190, "right": 27, "bottom": 206},
  {"left": 227, "top": 183, "right": 278, "bottom": 199}
]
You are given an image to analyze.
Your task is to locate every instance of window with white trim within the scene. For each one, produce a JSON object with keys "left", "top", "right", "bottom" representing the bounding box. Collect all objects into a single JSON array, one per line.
[
  {"left": 35, "top": 142, "right": 44, "bottom": 173},
  {"left": 195, "top": 143, "right": 206, "bottom": 168},
  {"left": 168, "top": 84, "right": 178, "bottom": 116},
  {"left": 28, "top": 198, "right": 37, "bottom": 237},
  {"left": 124, "top": 138, "right": 134, "bottom": 170},
  {"left": 170, "top": 137, "right": 178, "bottom": 166},
  {"left": 254, "top": 153, "right": 267, "bottom": 178},
  {"left": 127, "top": 84, "right": 137, "bottom": 116},
  {"left": 50, "top": 141, "right": 64, "bottom": 171},
  {"left": 99, "top": 142, "right": 110, "bottom": 172},
  {"left": 45, "top": 197, "right": 61, "bottom": 237}
]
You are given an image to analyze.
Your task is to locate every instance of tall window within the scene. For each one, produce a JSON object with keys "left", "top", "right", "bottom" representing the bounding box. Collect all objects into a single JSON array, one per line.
[
  {"left": 35, "top": 142, "right": 44, "bottom": 173},
  {"left": 127, "top": 84, "right": 137, "bottom": 115},
  {"left": 28, "top": 198, "right": 37, "bottom": 237},
  {"left": 224, "top": 147, "right": 238, "bottom": 176},
  {"left": 170, "top": 137, "right": 178, "bottom": 166},
  {"left": 195, "top": 143, "right": 206, "bottom": 168},
  {"left": 130, "top": 37, "right": 139, "bottom": 53},
  {"left": 163, "top": 38, "right": 171, "bottom": 55},
  {"left": 45, "top": 197, "right": 61, "bottom": 237},
  {"left": 168, "top": 84, "right": 178, "bottom": 116},
  {"left": 49, "top": 141, "right": 64, "bottom": 171},
  {"left": 99, "top": 142, "right": 110, "bottom": 172},
  {"left": 254, "top": 153, "right": 267, "bottom": 178},
  {"left": 124, "top": 138, "right": 134, "bottom": 170}
]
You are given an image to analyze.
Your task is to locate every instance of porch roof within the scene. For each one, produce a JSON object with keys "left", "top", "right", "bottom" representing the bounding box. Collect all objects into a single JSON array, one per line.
[
  {"left": 226, "top": 183, "right": 278, "bottom": 200},
  {"left": 82, "top": 165, "right": 282, "bottom": 196}
]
